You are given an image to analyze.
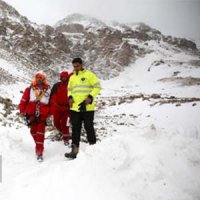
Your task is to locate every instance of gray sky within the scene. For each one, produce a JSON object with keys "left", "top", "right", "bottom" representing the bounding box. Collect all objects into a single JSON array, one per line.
[{"left": 3, "top": 0, "right": 200, "bottom": 40}]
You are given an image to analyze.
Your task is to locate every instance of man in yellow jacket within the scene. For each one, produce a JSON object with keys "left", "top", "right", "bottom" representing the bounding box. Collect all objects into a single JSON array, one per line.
[{"left": 65, "top": 58, "right": 101, "bottom": 159}]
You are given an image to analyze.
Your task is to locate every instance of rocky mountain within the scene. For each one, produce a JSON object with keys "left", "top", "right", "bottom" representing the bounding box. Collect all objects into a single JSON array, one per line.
[
  {"left": 0, "top": 0, "right": 72, "bottom": 82},
  {"left": 54, "top": 14, "right": 199, "bottom": 79},
  {"left": 0, "top": 0, "right": 199, "bottom": 83}
]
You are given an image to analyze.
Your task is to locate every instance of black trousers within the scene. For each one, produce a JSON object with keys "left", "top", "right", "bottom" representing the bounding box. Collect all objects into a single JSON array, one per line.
[{"left": 70, "top": 110, "right": 96, "bottom": 147}]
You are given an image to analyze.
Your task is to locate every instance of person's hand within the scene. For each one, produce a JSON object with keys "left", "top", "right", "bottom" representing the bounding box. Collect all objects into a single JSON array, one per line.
[
  {"left": 85, "top": 95, "right": 93, "bottom": 105},
  {"left": 69, "top": 98, "right": 74, "bottom": 108},
  {"left": 19, "top": 112, "right": 25, "bottom": 118},
  {"left": 46, "top": 115, "right": 54, "bottom": 126},
  {"left": 78, "top": 101, "right": 86, "bottom": 112}
]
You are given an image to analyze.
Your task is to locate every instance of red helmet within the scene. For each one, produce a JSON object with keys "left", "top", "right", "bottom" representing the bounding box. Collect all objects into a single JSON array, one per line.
[{"left": 60, "top": 71, "right": 68, "bottom": 79}]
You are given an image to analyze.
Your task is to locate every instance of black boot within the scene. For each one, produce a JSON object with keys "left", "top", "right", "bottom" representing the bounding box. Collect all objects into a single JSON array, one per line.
[
  {"left": 64, "top": 144, "right": 79, "bottom": 159},
  {"left": 37, "top": 155, "right": 43, "bottom": 162}
]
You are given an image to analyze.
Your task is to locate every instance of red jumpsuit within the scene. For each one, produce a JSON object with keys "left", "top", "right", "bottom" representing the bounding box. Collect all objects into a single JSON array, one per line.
[
  {"left": 50, "top": 72, "right": 71, "bottom": 142},
  {"left": 19, "top": 83, "right": 51, "bottom": 156}
]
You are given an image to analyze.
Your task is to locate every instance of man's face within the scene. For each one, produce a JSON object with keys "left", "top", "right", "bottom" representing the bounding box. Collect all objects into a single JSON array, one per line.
[
  {"left": 36, "top": 76, "right": 44, "bottom": 85},
  {"left": 73, "top": 63, "right": 82, "bottom": 72},
  {"left": 61, "top": 77, "right": 68, "bottom": 82}
]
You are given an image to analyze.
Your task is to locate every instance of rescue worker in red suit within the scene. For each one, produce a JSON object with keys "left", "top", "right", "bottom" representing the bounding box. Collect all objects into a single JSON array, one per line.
[
  {"left": 50, "top": 71, "right": 71, "bottom": 146},
  {"left": 18, "top": 72, "right": 51, "bottom": 161}
]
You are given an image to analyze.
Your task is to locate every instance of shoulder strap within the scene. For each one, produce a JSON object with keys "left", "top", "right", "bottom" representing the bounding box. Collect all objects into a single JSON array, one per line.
[{"left": 50, "top": 82, "right": 61, "bottom": 97}]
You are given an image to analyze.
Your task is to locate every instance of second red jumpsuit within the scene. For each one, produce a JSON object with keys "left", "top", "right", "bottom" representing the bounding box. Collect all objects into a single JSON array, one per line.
[{"left": 50, "top": 71, "right": 71, "bottom": 144}]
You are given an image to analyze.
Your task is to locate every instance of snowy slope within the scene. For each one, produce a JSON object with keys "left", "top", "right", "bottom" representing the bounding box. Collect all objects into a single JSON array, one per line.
[
  {"left": 101, "top": 46, "right": 200, "bottom": 98},
  {"left": 0, "top": 49, "right": 200, "bottom": 200},
  {"left": 0, "top": 56, "right": 33, "bottom": 104}
]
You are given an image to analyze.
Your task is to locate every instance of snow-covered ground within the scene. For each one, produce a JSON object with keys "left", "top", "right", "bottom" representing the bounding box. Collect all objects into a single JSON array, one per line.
[{"left": 0, "top": 51, "right": 200, "bottom": 200}]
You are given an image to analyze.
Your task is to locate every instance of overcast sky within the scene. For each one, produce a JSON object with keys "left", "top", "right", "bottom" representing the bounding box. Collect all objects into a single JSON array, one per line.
[{"left": 3, "top": 0, "right": 200, "bottom": 40}]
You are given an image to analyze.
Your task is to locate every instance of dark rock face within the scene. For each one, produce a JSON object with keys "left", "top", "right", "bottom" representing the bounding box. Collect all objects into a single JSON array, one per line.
[
  {"left": 0, "top": 0, "right": 73, "bottom": 70},
  {"left": 0, "top": 20, "right": 72, "bottom": 67},
  {"left": 163, "top": 36, "right": 197, "bottom": 50},
  {"left": 54, "top": 24, "right": 135, "bottom": 78},
  {"left": 56, "top": 24, "right": 85, "bottom": 33}
]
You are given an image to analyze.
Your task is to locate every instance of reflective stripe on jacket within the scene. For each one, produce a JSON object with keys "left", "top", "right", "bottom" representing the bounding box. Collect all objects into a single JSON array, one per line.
[{"left": 68, "top": 69, "right": 101, "bottom": 112}]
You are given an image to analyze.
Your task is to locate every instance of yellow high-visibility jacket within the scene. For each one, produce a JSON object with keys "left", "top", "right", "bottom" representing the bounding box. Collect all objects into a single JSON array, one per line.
[{"left": 68, "top": 69, "right": 101, "bottom": 112}]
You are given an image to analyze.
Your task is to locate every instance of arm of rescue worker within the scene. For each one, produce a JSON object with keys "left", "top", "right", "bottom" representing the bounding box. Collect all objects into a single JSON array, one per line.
[
  {"left": 67, "top": 77, "right": 74, "bottom": 107},
  {"left": 49, "top": 82, "right": 61, "bottom": 114},
  {"left": 68, "top": 96, "right": 74, "bottom": 108},
  {"left": 18, "top": 87, "right": 30, "bottom": 117},
  {"left": 87, "top": 72, "right": 101, "bottom": 102},
  {"left": 49, "top": 91, "right": 56, "bottom": 115},
  {"left": 67, "top": 77, "right": 72, "bottom": 98},
  {"left": 85, "top": 95, "right": 93, "bottom": 105}
]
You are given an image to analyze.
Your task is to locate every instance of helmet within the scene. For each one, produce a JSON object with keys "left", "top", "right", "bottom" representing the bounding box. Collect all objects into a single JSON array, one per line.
[
  {"left": 35, "top": 72, "right": 46, "bottom": 80},
  {"left": 32, "top": 71, "right": 48, "bottom": 86},
  {"left": 60, "top": 71, "right": 68, "bottom": 79}
]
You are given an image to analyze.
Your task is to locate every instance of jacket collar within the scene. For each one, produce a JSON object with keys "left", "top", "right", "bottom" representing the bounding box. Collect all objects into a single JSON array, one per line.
[{"left": 75, "top": 68, "right": 85, "bottom": 75}]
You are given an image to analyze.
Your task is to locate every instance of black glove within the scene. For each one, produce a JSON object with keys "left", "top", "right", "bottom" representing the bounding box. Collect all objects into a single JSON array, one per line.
[
  {"left": 24, "top": 114, "right": 31, "bottom": 127},
  {"left": 78, "top": 101, "right": 86, "bottom": 112}
]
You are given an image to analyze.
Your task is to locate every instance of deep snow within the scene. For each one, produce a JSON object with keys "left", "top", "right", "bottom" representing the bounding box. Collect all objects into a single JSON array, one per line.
[{"left": 0, "top": 51, "right": 200, "bottom": 200}]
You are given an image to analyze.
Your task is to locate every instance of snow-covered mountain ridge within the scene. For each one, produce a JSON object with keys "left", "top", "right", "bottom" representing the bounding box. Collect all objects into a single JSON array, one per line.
[{"left": 0, "top": 0, "right": 199, "bottom": 83}]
